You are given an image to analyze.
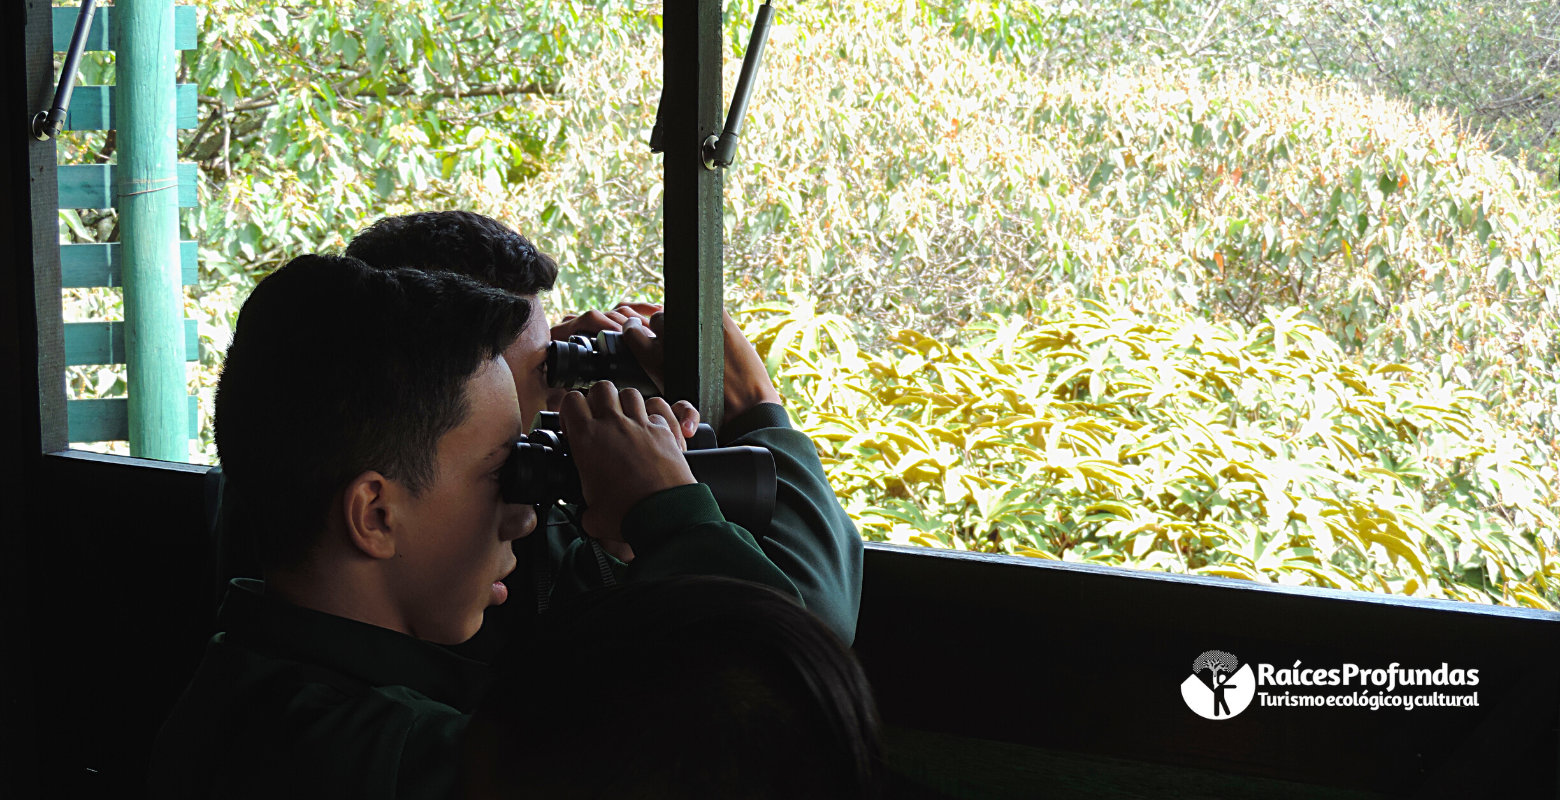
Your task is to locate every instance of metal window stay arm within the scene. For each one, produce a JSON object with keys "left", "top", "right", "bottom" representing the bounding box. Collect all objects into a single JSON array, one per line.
[
  {"left": 648, "top": 0, "right": 775, "bottom": 171},
  {"left": 32, "top": 0, "right": 100, "bottom": 142}
]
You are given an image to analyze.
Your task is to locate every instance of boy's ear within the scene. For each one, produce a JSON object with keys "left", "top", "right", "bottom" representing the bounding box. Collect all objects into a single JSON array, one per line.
[{"left": 341, "top": 470, "right": 398, "bottom": 560}]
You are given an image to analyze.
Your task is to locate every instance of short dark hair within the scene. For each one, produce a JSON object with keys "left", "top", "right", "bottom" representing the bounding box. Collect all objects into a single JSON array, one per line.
[
  {"left": 345, "top": 210, "right": 558, "bottom": 295},
  {"left": 467, "top": 577, "right": 884, "bottom": 800},
  {"left": 214, "top": 255, "right": 531, "bottom": 571}
]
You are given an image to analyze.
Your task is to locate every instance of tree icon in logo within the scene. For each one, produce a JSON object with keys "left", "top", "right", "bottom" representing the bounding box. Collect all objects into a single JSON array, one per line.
[
  {"left": 1181, "top": 649, "right": 1255, "bottom": 720},
  {"left": 1193, "top": 651, "right": 1240, "bottom": 716}
]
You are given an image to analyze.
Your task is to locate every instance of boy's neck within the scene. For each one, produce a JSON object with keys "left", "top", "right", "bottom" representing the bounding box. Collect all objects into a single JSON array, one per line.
[{"left": 265, "top": 558, "right": 413, "bottom": 638}]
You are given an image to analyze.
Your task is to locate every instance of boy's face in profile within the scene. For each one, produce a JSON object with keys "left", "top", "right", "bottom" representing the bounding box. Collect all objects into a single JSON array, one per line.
[{"left": 384, "top": 356, "right": 535, "bottom": 644}]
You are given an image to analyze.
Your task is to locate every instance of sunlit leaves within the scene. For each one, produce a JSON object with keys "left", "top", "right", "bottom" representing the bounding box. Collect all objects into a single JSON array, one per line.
[
  {"left": 748, "top": 299, "right": 1560, "bottom": 609},
  {"left": 54, "top": 0, "right": 638, "bottom": 460}
]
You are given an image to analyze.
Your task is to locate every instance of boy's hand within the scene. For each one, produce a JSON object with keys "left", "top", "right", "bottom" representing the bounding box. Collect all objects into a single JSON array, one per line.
[
  {"left": 644, "top": 396, "right": 699, "bottom": 451},
  {"left": 621, "top": 311, "right": 783, "bottom": 422},
  {"left": 543, "top": 303, "right": 697, "bottom": 440},
  {"left": 554, "top": 301, "right": 785, "bottom": 421},
  {"left": 549, "top": 302, "right": 661, "bottom": 341},
  {"left": 714, "top": 310, "right": 784, "bottom": 419},
  {"left": 586, "top": 397, "right": 694, "bottom": 563},
  {"left": 559, "top": 381, "right": 695, "bottom": 543}
]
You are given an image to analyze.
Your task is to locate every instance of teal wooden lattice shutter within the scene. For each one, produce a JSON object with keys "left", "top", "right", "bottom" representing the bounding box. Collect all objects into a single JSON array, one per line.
[{"left": 54, "top": 4, "right": 200, "bottom": 446}]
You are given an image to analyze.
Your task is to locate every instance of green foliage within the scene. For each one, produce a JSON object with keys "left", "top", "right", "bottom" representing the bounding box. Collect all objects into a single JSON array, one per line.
[
  {"left": 46, "top": 1, "right": 1560, "bottom": 613},
  {"left": 55, "top": 0, "right": 647, "bottom": 458},
  {"left": 747, "top": 298, "right": 1560, "bottom": 608},
  {"left": 1283, "top": 0, "right": 1560, "bottom": 179},
  {"left": 900, "top": 0, "right": 1560, "bottom": 183},
  {"left": 519, "top": 6, "right": 1560, "bottom": 465},
  {"left": 901, "top": 0, "right": 1319, "bottom": 76},
  {"left": 1010, "top": 72, "right": 1560, "bottom": 452},
  {"left": 179, "top": 0, "right": 631, "bottom": 286}
]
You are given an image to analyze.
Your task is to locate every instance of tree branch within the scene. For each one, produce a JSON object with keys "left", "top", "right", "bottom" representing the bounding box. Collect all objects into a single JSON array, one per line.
[
  {"left": 197, "top": 81, "right": 558, "bottom": 114},
  {"left": 191, "top": 117, "right": 265, "bottom": 163},
  {"left": 1186, "top": 0, "right": 1229, "bottom": 58},
  {"left": 369, "top": 82, "right": 559, "bottom": 99},
  {"left": 180, "top": 107, "right": 221, "bottom": 158}
]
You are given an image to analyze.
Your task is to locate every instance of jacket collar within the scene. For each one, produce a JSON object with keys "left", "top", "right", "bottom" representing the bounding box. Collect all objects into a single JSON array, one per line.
[{"left": 217, "top": 578, "right": 490, "bottom": 712}]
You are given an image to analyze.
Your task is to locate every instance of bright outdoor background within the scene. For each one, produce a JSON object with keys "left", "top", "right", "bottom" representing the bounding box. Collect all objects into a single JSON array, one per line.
[{"left": 54, "top": 1, "right": 1560, "bottom": 608}]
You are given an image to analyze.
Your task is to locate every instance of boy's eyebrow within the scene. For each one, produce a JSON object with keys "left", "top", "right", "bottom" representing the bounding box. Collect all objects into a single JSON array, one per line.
[{"left": 485, "top": 424, "right": 525, "bottom": 462}]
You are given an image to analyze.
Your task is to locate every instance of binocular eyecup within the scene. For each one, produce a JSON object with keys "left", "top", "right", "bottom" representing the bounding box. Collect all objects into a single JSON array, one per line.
[{"left": 499, "top": 412, "right": 776, "bottom": 534}]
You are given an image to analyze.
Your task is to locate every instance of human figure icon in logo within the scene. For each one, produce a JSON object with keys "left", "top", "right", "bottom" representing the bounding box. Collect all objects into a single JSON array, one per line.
[
  {"left": 1193, "top": 650, "right": 1241, "bottom": 718},
  {"left": 1211, "top": 669, "right": 1236, "bottom": 717}
]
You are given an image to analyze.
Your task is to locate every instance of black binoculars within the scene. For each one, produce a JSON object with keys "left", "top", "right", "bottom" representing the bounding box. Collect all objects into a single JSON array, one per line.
[
  {"left": 500, "top": 411, "right": 777, "bottom": 534},
  {"left": 545, "top": 331, "right": 660, "bottom": 396}
]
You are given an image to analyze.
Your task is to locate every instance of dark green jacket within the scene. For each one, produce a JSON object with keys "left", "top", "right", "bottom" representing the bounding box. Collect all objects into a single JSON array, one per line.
[
  {"left": 150, "top": 579, "right": 481, "bottom": 800},
  {"left": 455, "top": 403, "right": 863, "bottom": 664},
  {"left": 714, "top": 403, "right": 862, "bottom": 644},
  {"left": 151, "top": 479, "right": 800, "bottom": 800},
  {"left": 153, "top": 405, "right": 861, "bottom": 799}
]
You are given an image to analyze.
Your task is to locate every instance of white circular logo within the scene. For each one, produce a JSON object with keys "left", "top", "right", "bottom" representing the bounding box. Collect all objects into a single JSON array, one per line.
[{"left": 1181, "top": 649, "right": 1255, "bottom": 720}]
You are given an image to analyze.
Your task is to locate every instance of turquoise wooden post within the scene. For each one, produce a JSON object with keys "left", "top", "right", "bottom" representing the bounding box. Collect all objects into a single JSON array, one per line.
[
  {"left": 116, "top": 0, "right": 187, "bottom": 460},
  {"left": 52, "top": 6, "right": 200, "bottom": 446}
]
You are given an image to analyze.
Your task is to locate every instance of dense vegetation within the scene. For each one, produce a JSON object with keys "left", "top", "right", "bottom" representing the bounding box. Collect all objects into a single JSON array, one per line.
[
  {"left": 751, "top": 300, "right": 1556, "bottom": 606},
  {"left": 54, "top": 1, "right": 1560, "bottom": 607}
]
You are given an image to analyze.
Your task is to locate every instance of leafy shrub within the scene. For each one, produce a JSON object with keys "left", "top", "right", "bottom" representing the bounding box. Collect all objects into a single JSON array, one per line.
[
  {"left": 746, "top": 298, "right": 1560, "bottom": 608},
  {"left": 1009, "top": 70, "right": 1560, "bottom": 449},
  {"left": 1255, "top": 0, "right": 1560, "bottom": 178},
  {"left": 500, "top": 4, "right": 1560, "bottom": 482},
  {"left": 913, "top": 0, "right": 1560, "bottom": 183}
]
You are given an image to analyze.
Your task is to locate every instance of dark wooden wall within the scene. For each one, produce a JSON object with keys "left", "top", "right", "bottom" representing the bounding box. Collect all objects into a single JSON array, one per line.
[
  {"left": 25, "top": 454, "right": 213, "bottom": 799},
  {"left": 3, "top": 5, "right": 218, "bottom": 796},
  {"left": 4, "top": 2, "right": 1556, "bottom": 799},
  {"left": 855, "top": 545, "right": 1560, "bottom": 799},
  {"left": 2, "top": 2, "right": 46, "bottom": 795}
]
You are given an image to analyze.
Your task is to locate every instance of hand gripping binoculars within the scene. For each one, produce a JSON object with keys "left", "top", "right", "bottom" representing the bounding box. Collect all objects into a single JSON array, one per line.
[
  {"left": 499, "top": 411, "right": 777, "bottom": 535},
  {"left": 547, "top": 329, "right": 716, "bottom": 445}
]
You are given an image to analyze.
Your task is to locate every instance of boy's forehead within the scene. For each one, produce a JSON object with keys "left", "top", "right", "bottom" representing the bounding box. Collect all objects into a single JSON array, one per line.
[
  {"left": 511, "top": 296, "right": 549, "bottom": 349},
  {"left": 475, "top": 357, "right": 521, "bottom": 418},
  {"left": 447, "top": 359, "right": 523, "bottom": 451},
  {"left": 524, "top": 294, "right": 547, "bottom": 327}
]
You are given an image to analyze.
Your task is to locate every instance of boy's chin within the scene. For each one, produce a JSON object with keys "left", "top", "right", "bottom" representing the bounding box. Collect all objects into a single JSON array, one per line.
[
  {"left": 419, "top": 607, "right": 490, "bottom": 646},
  {"left": 422, "top": 582, "right": 508, "bottom": 645}
]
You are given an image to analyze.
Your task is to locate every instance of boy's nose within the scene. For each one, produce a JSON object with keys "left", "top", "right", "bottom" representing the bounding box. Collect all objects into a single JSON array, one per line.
[{"left": 501, "top": 502, "right": 538, "bottom": 541}]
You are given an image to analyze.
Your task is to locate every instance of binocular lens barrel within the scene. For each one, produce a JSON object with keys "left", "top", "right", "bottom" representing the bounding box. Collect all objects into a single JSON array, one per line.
[
  {"left": 499, "top": 413, "right": 777, "bottom": 533},
  {"left": 544, "top": 332, "right": 660, "bottom": 395},
  {"left": 498, "top": 442, "right": 579, "bottom": 507}
]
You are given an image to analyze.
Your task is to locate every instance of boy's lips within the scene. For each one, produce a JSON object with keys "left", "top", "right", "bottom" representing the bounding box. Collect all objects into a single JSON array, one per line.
[{"left": 491, "top": 560, "right": 516, "bottom": 605}]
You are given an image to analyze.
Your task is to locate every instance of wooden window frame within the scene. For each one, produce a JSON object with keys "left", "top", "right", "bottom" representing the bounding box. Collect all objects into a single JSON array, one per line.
[{"left": 5, "top": 2, "right": 1560, "bottom": 798}]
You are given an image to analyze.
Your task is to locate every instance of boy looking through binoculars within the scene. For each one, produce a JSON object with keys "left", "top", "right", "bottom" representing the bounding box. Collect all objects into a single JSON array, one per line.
[
  {"left": 345, "top": 210, "right": 863, "bottom": 652},
  {"left": 152, "top": 254, "right": 830, "bottom": 799},
  {"left": 151, "top": 213, "right": 863, "bottom": 798}
]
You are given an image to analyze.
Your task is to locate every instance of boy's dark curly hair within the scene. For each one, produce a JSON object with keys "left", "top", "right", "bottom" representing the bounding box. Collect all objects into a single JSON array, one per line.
[{"left": 345, "top": 210, "right": 558, "bottom": 296}]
